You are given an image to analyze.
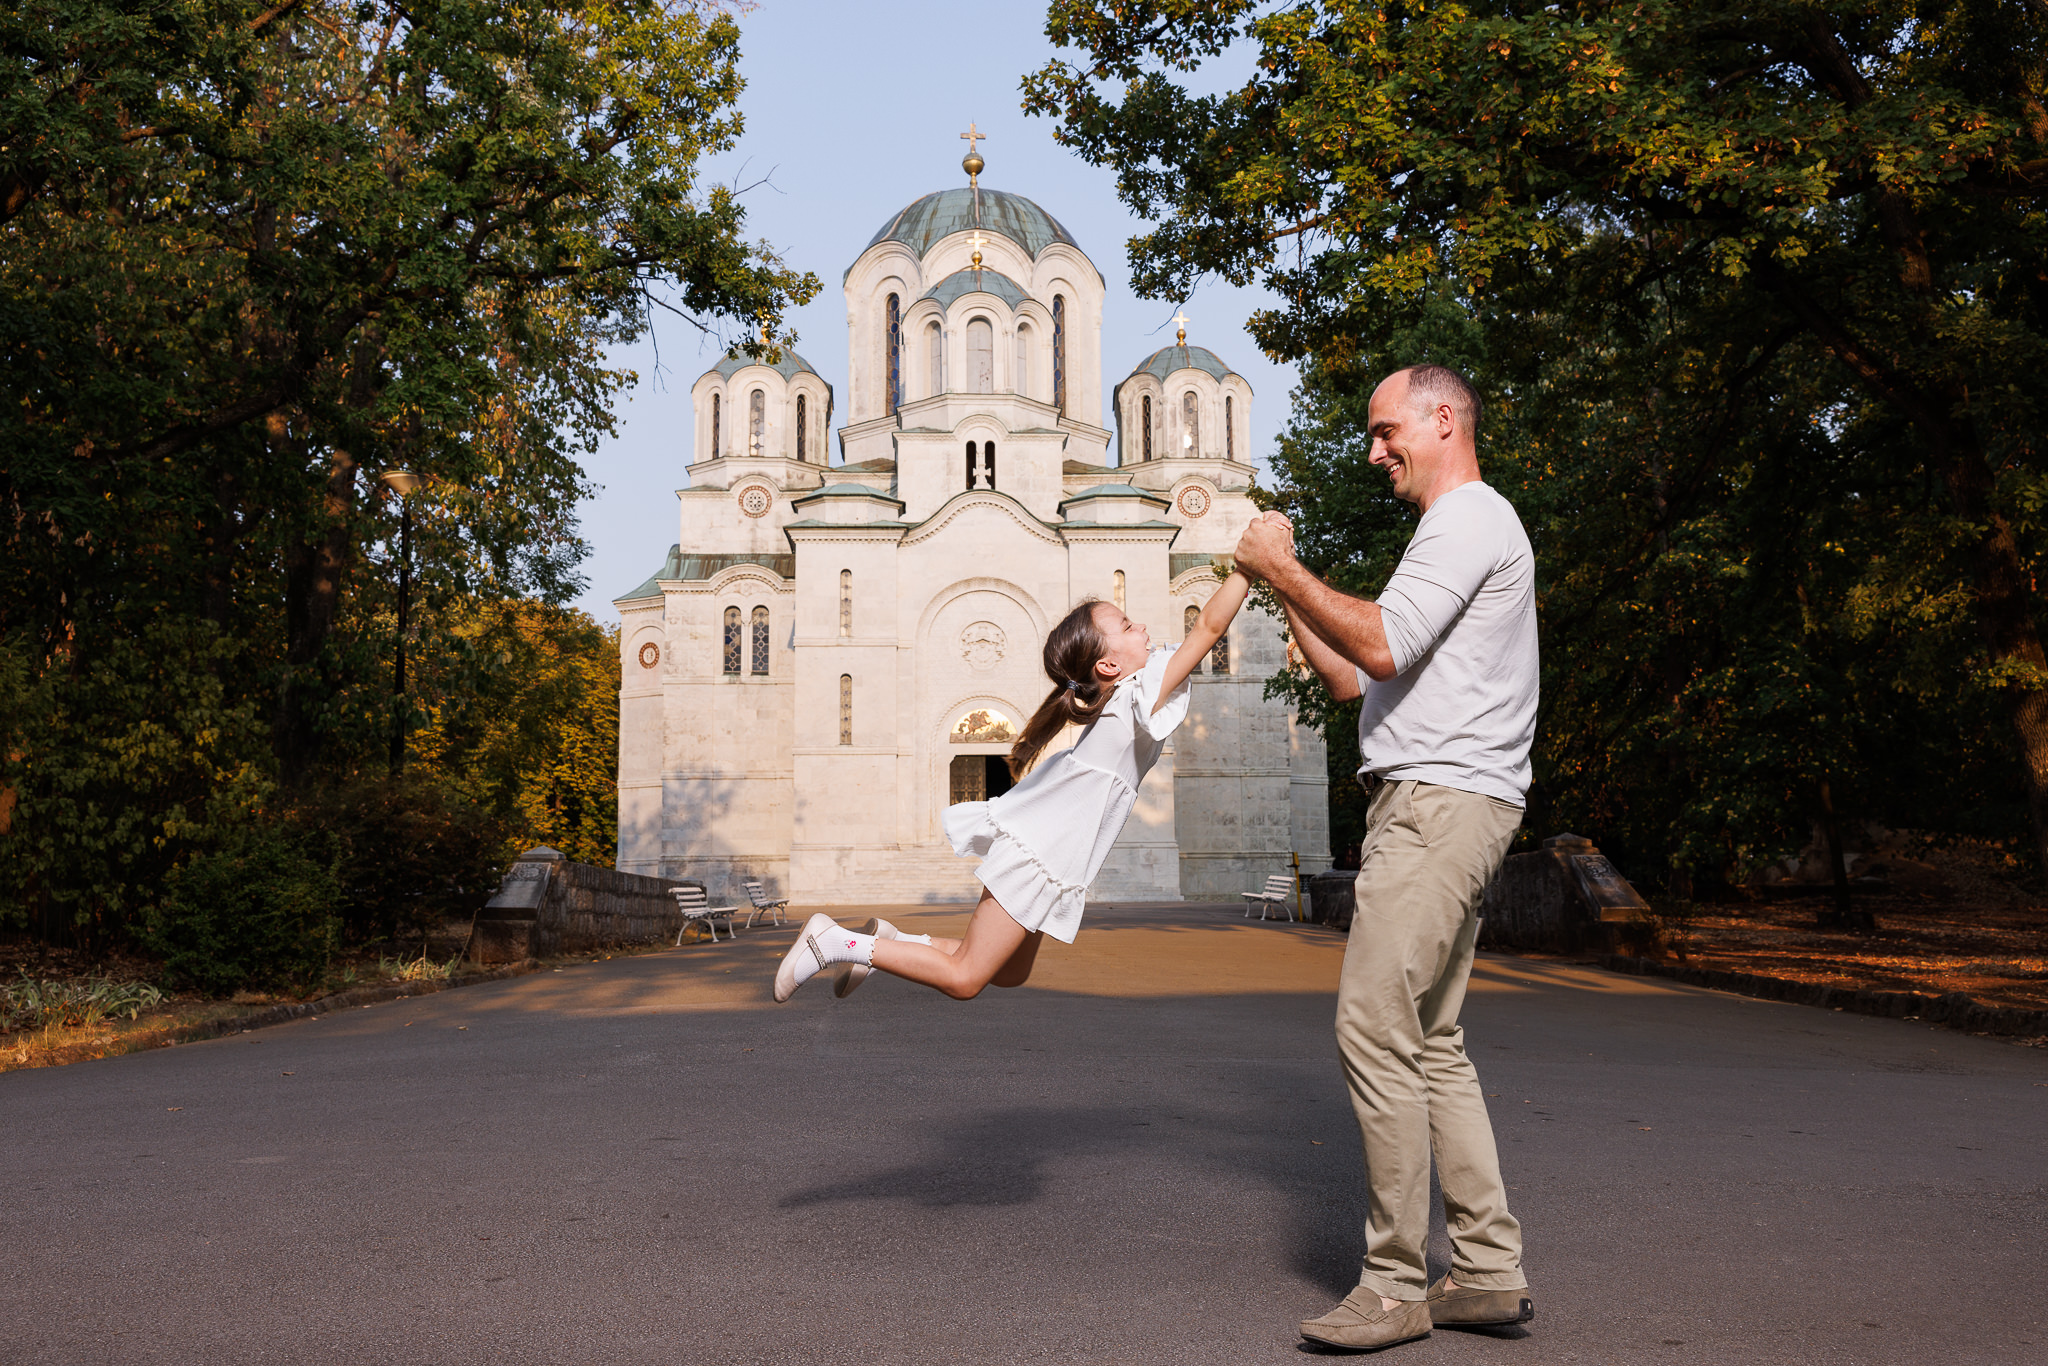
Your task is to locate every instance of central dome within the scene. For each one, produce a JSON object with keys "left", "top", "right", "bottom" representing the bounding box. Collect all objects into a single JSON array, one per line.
[{"left": 864, "top": 187, "right": 1081, "bottom": 261}]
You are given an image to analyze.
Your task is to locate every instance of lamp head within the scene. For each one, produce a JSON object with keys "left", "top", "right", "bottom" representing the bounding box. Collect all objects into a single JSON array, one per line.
[{"left": 378, "top": 469, "right": 422, "bottom": 496}]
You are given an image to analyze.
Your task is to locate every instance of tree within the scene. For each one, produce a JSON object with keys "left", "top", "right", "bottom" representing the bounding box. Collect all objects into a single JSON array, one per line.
[{"left": 1027, "top": 0, "right": 2048, "bottom": 873}]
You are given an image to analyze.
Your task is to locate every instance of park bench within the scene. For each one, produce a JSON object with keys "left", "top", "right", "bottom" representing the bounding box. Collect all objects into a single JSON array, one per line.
[
  {"left": 741, "top": 880, "right": 790, "bottom": 929},
  {"left": 1242, "top": 873, "right": 1296, "bottom": 922},
  {"left": 671, "top": 883, "right": 739, "bottom": 944}
]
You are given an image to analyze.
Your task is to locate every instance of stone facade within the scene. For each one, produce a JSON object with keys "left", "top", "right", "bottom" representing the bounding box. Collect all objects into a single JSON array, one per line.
[{"left": 614, "top": 170, "right": 1329, "bottom": 906}]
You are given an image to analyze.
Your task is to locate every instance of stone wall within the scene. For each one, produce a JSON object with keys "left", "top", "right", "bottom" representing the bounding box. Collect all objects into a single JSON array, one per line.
[
  {"left": 1478, "top": 834, "right": 1649, "bottom": 953},
  {"left": 472, "top": 847, "right": 689, "bottom": 964}
]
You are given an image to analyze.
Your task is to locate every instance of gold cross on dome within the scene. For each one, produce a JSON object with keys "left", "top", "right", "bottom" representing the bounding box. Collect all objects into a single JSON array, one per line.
[
  {"left": 960, "top": 122, "right": 986, "bottom": 155},
  {"left": 1172, "top": 309, "right": 1190, "bottom": 345},
  {"left": 968, "top": 228, "right": 988, "bottom": 268}
]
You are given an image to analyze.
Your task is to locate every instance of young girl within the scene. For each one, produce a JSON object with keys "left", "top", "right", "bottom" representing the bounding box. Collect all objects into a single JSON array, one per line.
[{"left": 774, "top": 566, "right": 1253, "bottom": 1004}]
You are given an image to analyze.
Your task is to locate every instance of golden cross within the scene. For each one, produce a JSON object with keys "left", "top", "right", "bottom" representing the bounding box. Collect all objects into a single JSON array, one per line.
[
  {"left": 1172, "top": 309, "right": 1189, "bottom": 345},
  {"left": 960, "top": 122, "right": 986, "bottom": 155},
  {"left": 968, "top": 228, "right": 988, "bottom": 268}
]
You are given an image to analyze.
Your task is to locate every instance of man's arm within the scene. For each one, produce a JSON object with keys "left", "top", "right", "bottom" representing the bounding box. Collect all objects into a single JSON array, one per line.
[
  {"left": 1279, "top": 599, "right": 1363, "bottom": 702},
  {"left": 1235, "top": 515, "right": 1399, "bottom": 682}
]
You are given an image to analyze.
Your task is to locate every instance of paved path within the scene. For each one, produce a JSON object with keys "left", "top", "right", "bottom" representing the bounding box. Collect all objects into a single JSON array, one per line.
[{"left": 4, "top": 904, "right": 2044, "bottom": 1365}]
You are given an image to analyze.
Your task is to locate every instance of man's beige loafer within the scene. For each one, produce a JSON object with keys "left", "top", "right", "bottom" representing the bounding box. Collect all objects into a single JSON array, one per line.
[
  {"left": 1299, "top": 1288, "right": 1431, "bottom": 1351},
  {"left": 1426, "top": 1275, "right": 1534, "bottom": 1326}
]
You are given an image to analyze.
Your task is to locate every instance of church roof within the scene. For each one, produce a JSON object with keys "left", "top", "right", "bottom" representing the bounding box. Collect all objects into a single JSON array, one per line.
[
  {"left": 920, "top": 268, "right": 1030, "bottom": 312},
  {"left": 1126, "top": 344, "right": 1236, "bottom": 383},
  {"left": 862, "top": 188, "right": 1082, "bottom": 264},
  {"left": 708, "top": 349, "right": 819, "bottom": 381},
  {"left": 615, "top": 545, "right": 796, "bottom": 601}
]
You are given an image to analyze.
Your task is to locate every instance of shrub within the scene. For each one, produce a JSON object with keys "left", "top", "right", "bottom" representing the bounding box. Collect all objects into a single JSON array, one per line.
[{"left": 143, "top": 826, "right": 342, "bottom": 994}]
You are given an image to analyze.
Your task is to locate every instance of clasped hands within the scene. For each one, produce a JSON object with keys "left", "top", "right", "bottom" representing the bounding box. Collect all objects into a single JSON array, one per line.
[{"left": 1232, "top": 509, "right": 1296, "bottom": 583}]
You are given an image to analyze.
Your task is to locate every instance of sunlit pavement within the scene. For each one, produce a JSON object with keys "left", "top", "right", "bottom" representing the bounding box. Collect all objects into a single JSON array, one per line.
[{"left": 3, "top": 902, "right": 2043, "bottom": 1365}]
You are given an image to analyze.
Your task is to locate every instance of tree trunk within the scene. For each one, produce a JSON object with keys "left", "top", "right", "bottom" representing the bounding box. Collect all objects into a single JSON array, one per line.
[{"left": 275, "top": 446, "right": 358, "bottom": 785}]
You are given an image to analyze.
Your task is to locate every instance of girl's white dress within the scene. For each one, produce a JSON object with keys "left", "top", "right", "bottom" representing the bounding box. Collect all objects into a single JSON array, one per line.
[{"left": 943, "top": 647, "right": 1191, "bottom": 943}]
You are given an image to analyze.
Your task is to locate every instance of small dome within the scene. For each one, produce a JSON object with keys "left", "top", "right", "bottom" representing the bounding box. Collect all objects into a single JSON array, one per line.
[
  {"left": 710, "top": 349, "right": 818, "bottom": 382},
  {"left": 1127, "top": 344, "right": 1235, "bottom": 383},
  {"left": 919, "top": 268, "right": 1031, "bottom": 312},
  {"left": 864, "top": 188, "right": 1081, "bottom": 262}
]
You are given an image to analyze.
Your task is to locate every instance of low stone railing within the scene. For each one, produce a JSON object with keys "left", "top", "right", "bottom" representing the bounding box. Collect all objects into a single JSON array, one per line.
[{"left": 471, "top": 847, "right": 694, "bottom": 964}]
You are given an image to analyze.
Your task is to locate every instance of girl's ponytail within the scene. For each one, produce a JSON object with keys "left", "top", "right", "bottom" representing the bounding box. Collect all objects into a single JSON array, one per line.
[{"left": 1007, "top": 601, "right": 1114, "bottom": 780}]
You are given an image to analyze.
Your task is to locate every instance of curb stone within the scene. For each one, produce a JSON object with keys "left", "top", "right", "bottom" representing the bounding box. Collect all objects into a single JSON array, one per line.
[
  {"left": 1597, "top": 954, "right": 2048, "bottom": 1041},
  {"left": 163, "top": 960, "right": 544, "bottom": 1047}
]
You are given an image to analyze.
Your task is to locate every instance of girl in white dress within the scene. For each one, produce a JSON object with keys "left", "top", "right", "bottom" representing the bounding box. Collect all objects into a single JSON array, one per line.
[{"left": 773, "top": 567, "right": 1252, "bottom": 1004}]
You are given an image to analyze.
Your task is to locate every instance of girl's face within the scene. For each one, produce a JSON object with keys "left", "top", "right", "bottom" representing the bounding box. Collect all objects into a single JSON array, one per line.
[{"left": 1091, "top": 602, "right": 1151, "bottom": 683}]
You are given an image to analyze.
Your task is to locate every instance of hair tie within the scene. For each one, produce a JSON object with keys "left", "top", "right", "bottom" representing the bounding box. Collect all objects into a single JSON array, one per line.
[{"left": 1063, "top": 679, "right": 1079, "bottom": 692}]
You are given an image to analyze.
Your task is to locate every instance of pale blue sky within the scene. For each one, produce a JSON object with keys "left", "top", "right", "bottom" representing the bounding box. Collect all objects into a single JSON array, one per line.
[{"left": 571, "top": 0, "right": 1296, "bottom": 622}]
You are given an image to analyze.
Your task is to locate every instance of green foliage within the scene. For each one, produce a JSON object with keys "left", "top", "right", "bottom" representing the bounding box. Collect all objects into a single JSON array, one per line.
[
  {"left": 1030, "top": 0, "right": 2048, "bottom": 880},
  {"left": 143, "top": 824, "right": 343, "bottom": 994},
  {"left": 1, "top": 974, "right": 166, "bottom": 1032}
]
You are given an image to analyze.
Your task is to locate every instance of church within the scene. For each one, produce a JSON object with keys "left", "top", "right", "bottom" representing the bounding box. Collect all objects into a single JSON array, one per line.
[{"left": 613, "top": 137, "right": 1330, "bottom": 905}]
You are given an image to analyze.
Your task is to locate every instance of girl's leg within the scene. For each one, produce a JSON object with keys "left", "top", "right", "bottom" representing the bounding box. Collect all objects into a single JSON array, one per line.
[{"left": 868, "top": 888, "right": 1035, "bottom": 999}]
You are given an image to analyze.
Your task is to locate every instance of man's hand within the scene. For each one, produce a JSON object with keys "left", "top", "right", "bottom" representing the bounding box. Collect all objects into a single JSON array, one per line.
[{"left": 1234, "top": 511, "right": 1295, "bottom": 582}]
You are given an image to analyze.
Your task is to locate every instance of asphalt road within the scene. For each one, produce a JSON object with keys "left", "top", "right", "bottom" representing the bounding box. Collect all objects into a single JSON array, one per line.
[{"left": 3, "top": 903, "right": 2044, "bottom": 1366}]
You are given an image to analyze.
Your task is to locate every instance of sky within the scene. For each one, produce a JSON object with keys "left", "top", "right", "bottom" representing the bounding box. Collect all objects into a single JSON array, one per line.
[{"left": 570, "top": 0, "right": 1297, "bottom": 623}]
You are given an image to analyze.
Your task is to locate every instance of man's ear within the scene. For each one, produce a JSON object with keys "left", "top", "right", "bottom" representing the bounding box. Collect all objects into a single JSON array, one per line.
[{"left": 1434, "top": 403, "right": 1456, "bottom": 438}]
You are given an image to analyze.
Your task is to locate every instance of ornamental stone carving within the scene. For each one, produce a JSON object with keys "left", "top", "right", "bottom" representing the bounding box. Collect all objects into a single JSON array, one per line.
[
  {"left": 1176, "top": 484, "right": 1212, "bottom": 519},
  {"left": 959, "top": 621, "right": 1006, "bottom": 672},
  {"left": 736, "top": 484, "right": 774, "bottom": 518},
  {"left": 637, "top": 642, "right": 661, "bottom": 669}
]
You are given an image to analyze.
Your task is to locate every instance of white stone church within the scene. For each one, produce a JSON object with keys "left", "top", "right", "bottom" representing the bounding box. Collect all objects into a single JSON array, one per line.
[{"left": 614, "top": 146, "right": 1329, "bottom": 905}]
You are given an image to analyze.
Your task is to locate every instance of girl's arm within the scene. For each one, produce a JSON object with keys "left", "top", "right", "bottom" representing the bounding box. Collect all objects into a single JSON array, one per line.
[{"left": 1156, "top": 568, "right": 1251, "bottom": 711}]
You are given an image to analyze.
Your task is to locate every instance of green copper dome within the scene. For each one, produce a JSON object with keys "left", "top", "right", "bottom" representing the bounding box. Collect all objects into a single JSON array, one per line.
[
  {"left": 863, "top": 188, "right": 1082, "bottom": 263},
  {"left": 1127, "top": 344, "right": 1234, "bottom": 383},
  {"left": 919, "top": 268, "right": 1031, "bottom": 312},
  {"left": 710, "top": 349, "right": 818, "bottom": 381}
]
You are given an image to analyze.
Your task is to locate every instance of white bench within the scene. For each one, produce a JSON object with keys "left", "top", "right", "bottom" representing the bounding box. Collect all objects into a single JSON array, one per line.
[
  {"left": 741, "top": 880, "right": 789, "bottom": 929},
  {"left": 671, "top": 884, "right": 738, "bottom": 943},
  {"left": 1242, "top": 873, "right": 1296, "bottom": 922}
]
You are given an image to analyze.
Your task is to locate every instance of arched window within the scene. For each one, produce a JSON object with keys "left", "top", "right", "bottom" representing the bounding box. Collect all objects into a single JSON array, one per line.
[
  {"left": 1210, "top": 626, "right": 1230, "bottom": 675},
  {"left": 839, "top": 674, "right": 852, "bottom": 746},
  {"left": 927, "top": 321, "right": 943, "bottom": 397},
  {"left": 1113, "top": 570, "right": 1126, "bottom": 612},
  {"left": 982, "top": 440, "right": 995, "bottom": 490},
  {"left": 966, "top": 317, "right": 993, "bottom": 393},
  {"left": 965, "top": 440, "right": 979, "bottom": 490},
  {"left": 710, "top": 392, "right": 721, "bottom": 458},
  {"left": 750, "top": 605, "right": 770, "bottom": 675},
  {"left": 886, "top": 293, "right": 902, "bottom": 413},
  {"left": 749, "top": 388, "right": 765, "bottom": 456},
  {"left": 1225, "top": 394, "right": 1234, "bottom": 460},
  {"left": 1182, "top": 391, "right": 1198, "bottom": 454},
  {"left": 722, "top": 607, "right": 741, "bottom": 674},
  {"left": 1184, "top": 605, "right": 1203, "bottom": 674},
  {"left": 838, "top": 569, "right": 852, "bottom": 637},
  {"left": 1141, "top": 395, "right": 1153, "bottom": 460},
  {"left": 1052, "top": 295, "right": 1066, "bottom": 414},
  {"left": 796, "top": 393, "right": 808, "bottom": 462},
  {"left": 1015, "top": 324, "right": 1031, "bottom": 397}
]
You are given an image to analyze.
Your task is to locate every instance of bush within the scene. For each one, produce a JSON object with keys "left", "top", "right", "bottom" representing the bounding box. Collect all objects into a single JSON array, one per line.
[{"left": 143, "top": 826, "right": 342, "bottom": 994}]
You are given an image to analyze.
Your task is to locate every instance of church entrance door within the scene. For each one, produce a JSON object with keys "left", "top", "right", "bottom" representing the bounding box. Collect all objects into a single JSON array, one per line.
[{"left": 948, "top": 753, "right": 1014, "bottom": 805}]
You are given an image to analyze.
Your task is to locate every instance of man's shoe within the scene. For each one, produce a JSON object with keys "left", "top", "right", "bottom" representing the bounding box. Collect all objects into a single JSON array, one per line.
[
  {"left": 1426, "top": 1275, "right": 1534, "bottom": 1327},
  {"left": 831, "top": 917, "right": 898, "bottom": 999},
  {"left": 1299, "top": 1288, "right": 1431, "bottom": 1351}
]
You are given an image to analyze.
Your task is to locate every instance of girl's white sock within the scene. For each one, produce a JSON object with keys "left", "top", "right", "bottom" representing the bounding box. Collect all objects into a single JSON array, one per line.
[
  {"left": 795, "top": 924, "right": 876, "bottom": 987},
  {"left": 897, "top": 932, "right": 934, "bottom": 946}
]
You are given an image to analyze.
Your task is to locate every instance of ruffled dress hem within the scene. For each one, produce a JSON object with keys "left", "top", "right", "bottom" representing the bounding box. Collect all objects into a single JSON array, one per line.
[{"left": 943, "top": 801, "right": 1088, "bottom": 944}]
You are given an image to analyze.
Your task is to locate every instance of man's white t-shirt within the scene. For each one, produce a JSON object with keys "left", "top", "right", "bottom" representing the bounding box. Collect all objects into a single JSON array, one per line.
[{"left": 1353, "top": 481, "right": 1538, "bottom": 805}]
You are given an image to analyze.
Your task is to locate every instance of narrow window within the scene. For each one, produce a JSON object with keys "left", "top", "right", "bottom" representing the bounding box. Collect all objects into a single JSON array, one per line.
[
  {"left": 1183, "top": 391, "right": 1198, "bottom": 454},
  {"left": 927, "top": 322, "right": 943, "bottom": 396},
  {"left": 838, "top": 569, "right": 852, "bottom": 637},
  {"left": 1142, "top": 395, "right": 1153, "bottom": 460},
  {"left": 839, "top": 674, "right": 852, "bottom": 745},
  {"left": 1113, "top": 570, "right": 1126, "bottom": 612},
  {"left": 1225, "top": 394, "right": 1234, "bottom": 460},
  {"left": 966, "top": 317, "right": 993, "bottom": 393},
  {"left": 750, "top": 605, "right": 770, "bottom": 675},
  {"left": 1184, "top": 605, "right": 1203, "bottom": 674},
  {"left": 723, "top": 607, "right": 741, "bottom": 675},
  {"left": 749, "top": 389, "right": 765, "bottom": 456},
  {"left": 1210, "top": 626, "right": 1230, "bottom": 675},
  {"left": 965, "top": 440, "right": 979, "bottom": 490},
  {"left": 887, "top": 293, "right": 902, "bottom": 413},
  {"left": 983, "top": 440, "right": 996, "bottom": 490},
  {"left": 796, "top": 393, "right": 808, "bottom": 461},
  {"left": 1015, "top": 325, "right": 1030, "bottom": 397},
  {"left": 711, "top": 392, "right": 721, "bottom": 458},
  {"left": 1052, "top": 295, "right": 1066, "bottom": 415}
]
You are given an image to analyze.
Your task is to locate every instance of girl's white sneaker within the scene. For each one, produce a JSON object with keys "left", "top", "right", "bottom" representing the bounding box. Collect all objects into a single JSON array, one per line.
[
  {"left": 831, "top": 917, "right": 900, "bottom": 999},
  {"left": 774, "top": 913, "right": 845, "bottom": 1003}
]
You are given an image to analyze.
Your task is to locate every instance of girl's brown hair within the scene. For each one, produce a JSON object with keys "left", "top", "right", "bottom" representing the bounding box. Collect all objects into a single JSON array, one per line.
[{"left": 1008, "top": 600, "right": 1115, "bottom": 779}]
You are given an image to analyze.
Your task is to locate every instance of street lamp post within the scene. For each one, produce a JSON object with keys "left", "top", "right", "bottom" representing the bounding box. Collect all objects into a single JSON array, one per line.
[{"left": 378, "top": 469, "right": 422, "bottom": 776}]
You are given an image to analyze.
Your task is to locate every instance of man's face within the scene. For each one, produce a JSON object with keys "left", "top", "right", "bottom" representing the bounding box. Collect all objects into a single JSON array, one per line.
[{"left": 1366, "top": 372, "right": 1437, "bottom": 504}]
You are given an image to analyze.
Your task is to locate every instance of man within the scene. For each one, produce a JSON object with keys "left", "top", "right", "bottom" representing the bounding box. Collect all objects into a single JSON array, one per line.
[{"left": 1234, "top": 364, "right": 1539, "bottom": 1352}]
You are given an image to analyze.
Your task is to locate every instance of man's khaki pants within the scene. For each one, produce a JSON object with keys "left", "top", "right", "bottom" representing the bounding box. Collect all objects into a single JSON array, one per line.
[{"left": 1341, "top": 779, "right": 1526, "bottom": 1302}]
